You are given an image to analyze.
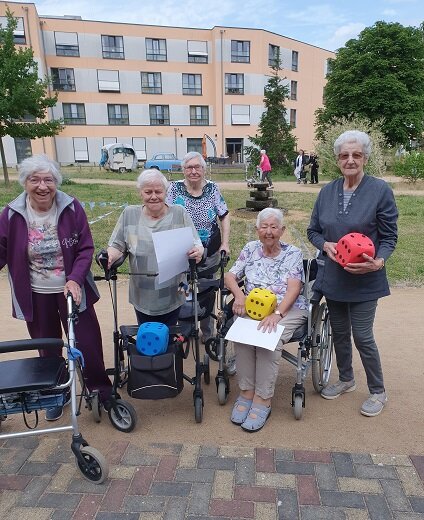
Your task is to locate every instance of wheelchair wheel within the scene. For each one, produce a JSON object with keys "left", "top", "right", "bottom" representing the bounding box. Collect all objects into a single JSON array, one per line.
[
  {"left": 108, "top": 399, "right": 137, "bottom": 433},
  {"left": 311, "top": 303, "right": 334, "bottom": 392},
  {"left": 293, "top": 395, "right": 303, "bottom": 420},
  {"left": 76, "top": 446, "right": 109, "bottom": 484},
  {"left": 91, "top": 391, "right": 102, "bottom": 423}
]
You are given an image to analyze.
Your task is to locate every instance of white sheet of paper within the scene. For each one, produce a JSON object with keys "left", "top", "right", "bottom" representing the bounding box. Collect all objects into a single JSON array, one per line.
[
  {"left": 152, "top": 227, "right": 193, "bottom": 284},
  {"left": 225, "top": 317, "right": 285, "bottom": 351}
]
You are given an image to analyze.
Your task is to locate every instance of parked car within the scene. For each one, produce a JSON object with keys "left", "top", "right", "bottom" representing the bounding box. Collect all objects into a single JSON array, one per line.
[{"left": 144, "top": 153, "right": 182, "bottom": 172}]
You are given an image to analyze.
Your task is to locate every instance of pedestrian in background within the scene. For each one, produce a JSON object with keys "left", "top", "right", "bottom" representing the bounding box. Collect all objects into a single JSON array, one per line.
[
  {"left": 310, "top": 153, "right": 319, "bottom": 184},
  {"left": 259, "top": 150, "right": 273, "bottom": 188}
]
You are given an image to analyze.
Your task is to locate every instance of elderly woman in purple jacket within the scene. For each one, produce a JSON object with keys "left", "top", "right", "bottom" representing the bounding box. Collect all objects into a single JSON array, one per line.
[{"left": 0, "top": 154, "right": 111, "bottom": 421}]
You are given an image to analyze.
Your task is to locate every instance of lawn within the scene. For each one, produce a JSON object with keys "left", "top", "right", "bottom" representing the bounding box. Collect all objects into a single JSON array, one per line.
[{"left": 0, "top": 181, "right": 422, "bottom": 286}]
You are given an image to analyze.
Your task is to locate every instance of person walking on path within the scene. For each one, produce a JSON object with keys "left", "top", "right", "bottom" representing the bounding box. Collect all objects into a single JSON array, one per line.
[
  {"left": 294, "top": 150, "right": 305, "bottom": 184},
  {"left": 309, "top": 152, "right": 319, "bottom": 184},
  {"left": 259, "top": 150, "right": 273, "bottom": 188},
  {"left": 307, "top": 130, "right": 398, "bottom": 417}
]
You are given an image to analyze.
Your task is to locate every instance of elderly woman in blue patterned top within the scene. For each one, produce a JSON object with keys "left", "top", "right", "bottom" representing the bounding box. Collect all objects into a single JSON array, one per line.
[
  {"left": 107, "top": 169, "right": 203, "bottom": 327},
  {"left": 166, "top": 151, "right": 230, "bottom": 342},
  {"left": 224, "top": 208, "right": 308, "bottom": 432},
  {"left": 307, "top": 130, "right": 398, "bottom": 417}
]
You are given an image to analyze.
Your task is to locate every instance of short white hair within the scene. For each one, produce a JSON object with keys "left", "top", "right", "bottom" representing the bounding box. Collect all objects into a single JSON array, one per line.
[
  {"left": 18, "top": 154, "right": 62, "bottom": 186},
  {"left": 136, "top": 169, "right": 169, "bottom": 191},
  {"left": 334, "top": 130, "right": 372, "bottom": 159},
  {"left": 256, "top": 207, "right": 284, "bottom": 228},
  {"left": 181, "top": 151, "right": 206, "bottom": 170},
  {"left": 260, "top": 149, "right": 266, "bottom": 154}
]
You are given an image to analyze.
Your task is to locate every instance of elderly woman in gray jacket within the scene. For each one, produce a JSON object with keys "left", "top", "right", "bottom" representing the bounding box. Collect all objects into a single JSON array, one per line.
[{"left": 307, "top": 130, "right": 398, "bottom": 417}]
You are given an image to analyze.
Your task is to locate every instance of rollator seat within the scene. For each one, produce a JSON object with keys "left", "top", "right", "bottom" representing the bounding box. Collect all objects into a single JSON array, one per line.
[{"left": 0, "top": 357, "right": 65, "bottom": 393}]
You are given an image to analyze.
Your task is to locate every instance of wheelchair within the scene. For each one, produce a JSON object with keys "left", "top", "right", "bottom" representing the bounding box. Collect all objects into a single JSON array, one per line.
[
  {"left": 206, "top": 258, "right": 334, "bottom": 420},
  {"left": 280, "top": 258, "right": 334, "bottom": 419}
]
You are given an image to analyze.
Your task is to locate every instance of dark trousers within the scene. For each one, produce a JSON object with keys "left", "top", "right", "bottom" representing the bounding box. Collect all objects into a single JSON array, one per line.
[
  {"left": 310, "top": 168, "right": 318, "bottom": 183},
  {"left": 326, "top": 299, "right": 384, "bottom": 394},
  {"left": 135, "top": 306, "right": 181, "bottom": 327},
  {"left": 27, "top": 292, "right": 112, "bottom": 402},
  {"left": 262, "top": 170, "right": 272, "bottom": 186}
]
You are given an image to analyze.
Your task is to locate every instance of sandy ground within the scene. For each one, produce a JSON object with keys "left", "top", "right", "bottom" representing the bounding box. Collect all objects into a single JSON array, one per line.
[{"left": 1, "top": 277, "right": 423, "bottom": 456}]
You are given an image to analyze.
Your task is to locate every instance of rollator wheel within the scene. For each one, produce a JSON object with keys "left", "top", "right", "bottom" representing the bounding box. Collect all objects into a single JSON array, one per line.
[
  {"left": 203, "top": 354, "right": 210, "bottom": 385},
  {"left": 91, "top": 391, "right": 102, "bottom": 423},
  {"left": 293, "top": 395, "right": 303, "bottom": 420},
  {"left": 217, "top": 380, "right": 228, "bottom": 405},
  {"left": 204, "top": 337, "right": 219, "bottom": 362},
  {"left": 76, "top": 446, "right": 109, "bottom": 484},
  {"left": 194, "top": 396, "right": 203, "bottom": 423},
  {"left": 312, "top": 303, "right": 334, "bottom": 392},
  {"left": 108, "top": 399, "right": 137, "bottom": 433}
]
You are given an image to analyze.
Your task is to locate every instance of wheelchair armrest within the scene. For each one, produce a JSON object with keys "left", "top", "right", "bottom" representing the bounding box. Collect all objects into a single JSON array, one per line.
[{"left": 0, "top": 338, "right": 64, "bottom": 355}]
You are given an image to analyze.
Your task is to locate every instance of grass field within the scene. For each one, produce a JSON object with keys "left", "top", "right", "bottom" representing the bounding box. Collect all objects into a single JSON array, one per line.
[{"left": 0, "top": 181, "right": 422, "bottom": 286}]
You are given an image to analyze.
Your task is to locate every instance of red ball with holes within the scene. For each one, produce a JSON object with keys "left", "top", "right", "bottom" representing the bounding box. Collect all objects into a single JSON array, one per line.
[{"left": 335, "top": 233, "right": 375, "bottom": 267}]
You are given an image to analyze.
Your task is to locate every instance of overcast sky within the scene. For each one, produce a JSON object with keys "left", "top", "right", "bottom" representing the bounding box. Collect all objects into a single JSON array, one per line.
[{"left": 10, "top": 0, "right": 424, "bottom": 51}]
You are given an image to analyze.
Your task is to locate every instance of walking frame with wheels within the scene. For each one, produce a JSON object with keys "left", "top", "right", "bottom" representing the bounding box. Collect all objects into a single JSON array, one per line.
[
  {"left": 95, "top": 251, "right": 216, "bottom": 424},
  {"left": 0, "top": 293, "right": 108, "bottom": 483}
]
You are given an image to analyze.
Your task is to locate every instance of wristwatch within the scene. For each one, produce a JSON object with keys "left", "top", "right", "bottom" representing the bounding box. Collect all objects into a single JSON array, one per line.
[
  {"left": 377, "top": 258, "right": 385, "bottom": 270},
  {"left": 274, "top": 310, "right": 282, "bottom": 316}
]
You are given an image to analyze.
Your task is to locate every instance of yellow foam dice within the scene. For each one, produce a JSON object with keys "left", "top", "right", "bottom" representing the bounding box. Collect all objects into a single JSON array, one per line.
[{"left": 245, "top": 288, "right": 277, "bottom": 320}]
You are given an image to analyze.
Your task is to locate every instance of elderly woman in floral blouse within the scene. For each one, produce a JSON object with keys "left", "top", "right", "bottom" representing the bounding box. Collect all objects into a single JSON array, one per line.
[{"left": 224, "top": 208, "right": 308, "bottom": 432}]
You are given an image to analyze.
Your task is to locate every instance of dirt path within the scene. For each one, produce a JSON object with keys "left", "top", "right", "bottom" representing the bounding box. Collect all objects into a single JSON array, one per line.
[
  {"left": 1, "top": 278, "right": 423, "bottom": 456},
  {"left": 7, "top": 173, "right": 424, "bottom": 196}
]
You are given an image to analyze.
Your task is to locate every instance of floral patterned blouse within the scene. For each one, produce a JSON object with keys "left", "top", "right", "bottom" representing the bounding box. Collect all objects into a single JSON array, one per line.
[
  {"left": 229, "top": 240, "right": 308, "bottom": 310},
  {"left": 166, "top": 180, "right": 228, "bottom": 256}
]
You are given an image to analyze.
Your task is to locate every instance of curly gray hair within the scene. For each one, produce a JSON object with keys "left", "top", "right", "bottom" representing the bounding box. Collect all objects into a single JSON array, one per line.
[{"left": 18, "top": 154, "right": 62, "bottom": 187}]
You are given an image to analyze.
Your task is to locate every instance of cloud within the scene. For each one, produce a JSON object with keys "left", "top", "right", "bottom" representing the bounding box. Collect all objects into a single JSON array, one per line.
[{"left": 324, "top": 22, "right": 366, "bottom": 51}]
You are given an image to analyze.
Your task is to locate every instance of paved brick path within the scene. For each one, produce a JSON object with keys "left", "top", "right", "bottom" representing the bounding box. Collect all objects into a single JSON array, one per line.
[{"left": 1, "top": 435, "right": 424, "bottom": 519}]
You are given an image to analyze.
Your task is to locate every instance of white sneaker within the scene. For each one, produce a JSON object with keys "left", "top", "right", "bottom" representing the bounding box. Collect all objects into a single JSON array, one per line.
[
  {"left": 360, "top": 392, "right": 387, "bottom": 417},
  {"left": 321, "top": 379, "right": 356, "bottom": 400}
]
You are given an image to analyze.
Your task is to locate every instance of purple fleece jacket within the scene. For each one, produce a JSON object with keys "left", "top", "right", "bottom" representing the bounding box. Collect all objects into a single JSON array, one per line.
[{"left": 0, "top": 190, "right": 99, "bottom": 321}]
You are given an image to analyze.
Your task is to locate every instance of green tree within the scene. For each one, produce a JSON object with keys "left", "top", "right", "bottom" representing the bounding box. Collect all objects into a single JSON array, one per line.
[
  {"left": 315, "top": 115, "right": 387, "bottom": 179},
  {"left": 0, "top": 9, "right": 62, "bottom": 185},
  {"left": 316, "top": 22, "right": 424, "bottom": 148},
  {"left": 245, "top": 50, "right": 296, "bottom": 174}
]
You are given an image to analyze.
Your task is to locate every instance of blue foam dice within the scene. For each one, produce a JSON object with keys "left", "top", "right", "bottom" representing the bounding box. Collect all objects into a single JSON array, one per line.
[{"left": 136, "top": 322, "right": 169, "bottom": 356}]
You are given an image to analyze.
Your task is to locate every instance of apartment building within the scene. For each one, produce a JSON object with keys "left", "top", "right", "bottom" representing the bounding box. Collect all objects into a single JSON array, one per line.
[{"left": 0, "top": 2, "right": 334, "bottom": 166}]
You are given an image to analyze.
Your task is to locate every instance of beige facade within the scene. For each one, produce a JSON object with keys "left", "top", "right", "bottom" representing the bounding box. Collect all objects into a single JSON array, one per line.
[{"left": 0, "top": 1, "right": 334, "bottom": 166}]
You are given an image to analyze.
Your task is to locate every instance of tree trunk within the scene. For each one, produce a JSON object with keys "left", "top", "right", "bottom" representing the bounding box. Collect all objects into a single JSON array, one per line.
[{"left": 0, "top": 138, "right": 10, "bottom": 186}]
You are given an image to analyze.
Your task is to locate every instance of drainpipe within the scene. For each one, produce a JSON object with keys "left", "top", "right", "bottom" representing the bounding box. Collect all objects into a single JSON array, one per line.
[
  {"left": 220, "top": 29, "right": 225, "bottom": 156},
  {"left": 39, "top": 19, "right": 59, "bottom": 161}
]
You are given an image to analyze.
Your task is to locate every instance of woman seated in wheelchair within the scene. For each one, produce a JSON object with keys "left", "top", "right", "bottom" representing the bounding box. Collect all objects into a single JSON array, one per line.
[{"left": 224, "top": 208, "right": 308, "bottom": 432}]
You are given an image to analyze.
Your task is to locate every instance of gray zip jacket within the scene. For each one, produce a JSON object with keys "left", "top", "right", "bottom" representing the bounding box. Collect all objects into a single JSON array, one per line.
[{"left": 307, "top": 175, "right": 398, "bottom": 302}]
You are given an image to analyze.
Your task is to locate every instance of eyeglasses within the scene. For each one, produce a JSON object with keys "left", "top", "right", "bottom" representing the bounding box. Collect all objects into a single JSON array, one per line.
[
  {"left": 27, "top": 176, "right": 56, "bottom": 186},
  {"left": 184, "top": 165, "right": 203, "bottom": 172},
  {"left": 338, "top": 152, "right": 364, "bottom": 161}
]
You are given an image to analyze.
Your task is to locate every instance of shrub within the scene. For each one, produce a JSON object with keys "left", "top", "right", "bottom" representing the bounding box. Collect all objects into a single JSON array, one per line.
[
  {"left": 393, "top": 152, "right": 424, "bottom": 184},
  {"left": 314, "top": 116, "right": 387, "bottom": 179}
]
